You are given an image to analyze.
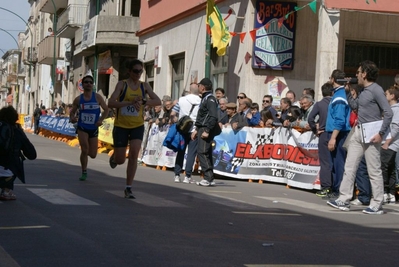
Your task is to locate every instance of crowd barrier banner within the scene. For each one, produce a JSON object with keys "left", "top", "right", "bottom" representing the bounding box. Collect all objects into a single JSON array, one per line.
[
  {"left": 142, "top": 123, "right": 177, "bottom": 167},
  {"left": 98, "top": 118, "right": 114, "bottom": 144},
  {"left": 39, "top": 116, "right": 77, "bottom": 136},
  {"left": 39, "top": 114, "right": 321, "bottom": 190},
  {"left": 142, "top": 125, "right": 321, "bottom": 190},
  {"left": 20, "top": 114, "right": 32, "bottom": 130}
]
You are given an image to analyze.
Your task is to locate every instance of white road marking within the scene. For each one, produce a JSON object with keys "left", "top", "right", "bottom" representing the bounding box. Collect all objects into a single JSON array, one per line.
[
  {"left": 254, "top": 196, "right": 357, "bottom": 214},
  {"left": 0, "top": 225, "right": 50, "bottom": 230},
  {"left": 232, "top": 211, "right": 300, "bottom": 216},
  {"left": 15, "top": 184, "right": 48, "bottom": 187},
  {"left": 107, "top": 190, "right": 187, "bottom": 207},
  {"left": 208, "top": 190, "right": 242, "bottom": 194},
  {"left": 245, "top": 265, "right": 353, "bottom": 267},
  {"left": 27, "top": 188, "right": 99, "bottom": 205}
]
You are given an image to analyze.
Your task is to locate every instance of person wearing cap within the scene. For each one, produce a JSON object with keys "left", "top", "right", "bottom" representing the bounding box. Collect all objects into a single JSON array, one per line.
[
  {"left": 322, "top": 69, "right": 351, "bottom": 200},
  {"left": 108, "top": 59, "right": 161, "bottom": 199},
  {"left": 70, "top": 71, "right": 109, "bottom": 181},
  {"left": 192, "top": 78, "right": 221, "bottom": 186},
  {"left": 219, "top": 102, "right": 237, "bottom": 128}
]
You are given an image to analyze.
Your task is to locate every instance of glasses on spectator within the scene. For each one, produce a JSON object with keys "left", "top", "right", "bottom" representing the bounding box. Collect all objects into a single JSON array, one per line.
[
  {"left": 237, "top": 96, "right": 244, "bottom": 99},
  {"left": 263, "top": 100, "right": 270, "bottom": 103},
  {"left": 132, "top": 69, "right": 143, "bottom": 74},
  {"left": 83, "top": 81, "right": 93, "bottom": 84}
]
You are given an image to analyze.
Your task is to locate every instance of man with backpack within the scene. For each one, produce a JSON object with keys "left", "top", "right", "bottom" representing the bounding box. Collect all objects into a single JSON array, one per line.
[{"left": 170, "top": 82, "right": 201, "bottom": 183}]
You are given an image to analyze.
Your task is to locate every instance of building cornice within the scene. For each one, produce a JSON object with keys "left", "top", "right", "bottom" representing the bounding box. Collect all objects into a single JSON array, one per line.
[{"left": 136, "top": 0, "right": 225, "bottom": 37}]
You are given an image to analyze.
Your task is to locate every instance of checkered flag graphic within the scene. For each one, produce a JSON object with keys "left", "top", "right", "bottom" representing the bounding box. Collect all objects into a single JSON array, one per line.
[{"left": 230, "top": 157, "right": 244, "bottom": 172}]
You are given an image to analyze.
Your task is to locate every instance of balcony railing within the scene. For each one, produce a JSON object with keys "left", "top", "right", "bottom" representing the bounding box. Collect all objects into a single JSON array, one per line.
[
  {"left": 57, "top": 4, "right": 88, "bottom": 39},
  {"left": 37, "top": 36, "right": 60, "bottom": 65}
]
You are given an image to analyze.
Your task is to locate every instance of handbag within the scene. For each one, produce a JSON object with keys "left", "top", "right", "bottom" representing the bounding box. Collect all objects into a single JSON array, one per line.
[{"left": 177, "top": 104, "right": 197, "bottom": 134}]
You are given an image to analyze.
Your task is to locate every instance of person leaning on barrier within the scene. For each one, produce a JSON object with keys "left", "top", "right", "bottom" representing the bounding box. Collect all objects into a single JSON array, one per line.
[
  {"left": 293, "top": 94, "right": 314, "bottom": 130},
  {"left": 278, "top": 97, "right": 292, "bottom": 123},
  {"left": 220, "top": 102, "right": 238, "bottom": 129},
  {"left": 259, "top": 109, "right": 275, "bottom": 127},
  {"left": 232, "top": 98, "right": 251, "bottom": 131}
]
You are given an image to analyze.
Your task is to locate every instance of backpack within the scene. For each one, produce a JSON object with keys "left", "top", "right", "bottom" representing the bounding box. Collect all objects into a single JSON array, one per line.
[
  {"left": 0, "top": 121, "right": 14, "bottom": 167},
  {"left": 177, "top": 104, "right": 197, "bottom": 134}
]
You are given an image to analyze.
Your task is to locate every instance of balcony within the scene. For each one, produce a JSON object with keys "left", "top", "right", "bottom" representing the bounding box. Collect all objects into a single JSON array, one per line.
[
  {"left": 57, "top": 4, "right": 87, "bottom": 39},
  {"left": 75, "top": 15, "right": 140, "bottom": 55},
  {"left": 39, "top": 0, "right": 68, "bottom": 14},
  {"left": 37, "top": 36, "right": 60, "bottom": 65},
  {"left": 22, "top": 47, "right": 38, "bottom": 63}
]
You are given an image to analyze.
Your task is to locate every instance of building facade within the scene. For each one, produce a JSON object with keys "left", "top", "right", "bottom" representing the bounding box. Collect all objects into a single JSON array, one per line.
[{"left": 137, "top": 0, "right": 399, "bottom": 103}]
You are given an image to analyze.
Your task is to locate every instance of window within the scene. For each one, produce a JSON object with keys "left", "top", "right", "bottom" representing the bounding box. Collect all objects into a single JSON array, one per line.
[
  {"left": 145, "top": 61, "right": 154, "bottom": 90},
  {"left": 121, "top": 0, "right": 140, "bottom": 16},
  {"left": 170, "top": 53, "right": 185, "bottom": 101},
  {"left": 210, "top": 47, "right": 228, "bottom": 90},
  {"left": 344, "top": 40, "right": 399, "bottom": 89}
]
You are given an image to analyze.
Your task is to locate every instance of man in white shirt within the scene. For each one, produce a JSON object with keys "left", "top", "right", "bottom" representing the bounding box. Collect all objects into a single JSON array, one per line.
[{"left": 171, "top": 83, "right": 201, "bottom": 183}]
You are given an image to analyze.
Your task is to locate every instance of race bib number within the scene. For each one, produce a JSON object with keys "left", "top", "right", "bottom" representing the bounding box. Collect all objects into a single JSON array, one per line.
[
  {"left": 121, "top": 105, "right": 139, "bottom": 116},
  {"left": 81, "top": 113, "right": 96, "bottom": 124}
]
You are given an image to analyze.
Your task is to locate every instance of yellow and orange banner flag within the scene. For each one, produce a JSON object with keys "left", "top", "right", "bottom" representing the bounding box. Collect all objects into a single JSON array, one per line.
[{"left": 206, "top": 0, "right": 230, "bottom": 56}]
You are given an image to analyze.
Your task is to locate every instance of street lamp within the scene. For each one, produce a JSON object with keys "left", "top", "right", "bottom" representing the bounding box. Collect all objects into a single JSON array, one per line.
[
  {"left": 0, "top": 7, "right": 34, "bottom": 113},
  {"left": 0, "top": 28, "right": 20, "bottom": 48}
]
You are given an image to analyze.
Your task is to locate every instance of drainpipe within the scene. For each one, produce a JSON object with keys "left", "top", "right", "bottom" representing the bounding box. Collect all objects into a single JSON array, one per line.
[
  {"left": 93, "top": 0, "right": 100, "bottom": 92},
  {"left": 51, "top": 0, "right": 57, "bottom": 105}
]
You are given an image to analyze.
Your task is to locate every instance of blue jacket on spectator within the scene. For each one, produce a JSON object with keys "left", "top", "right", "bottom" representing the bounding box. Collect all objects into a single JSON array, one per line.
[
  {"left": 326, "top": 86, "right": 351, "bottom": 132},
  {"left": 163, "top": 124, "right": 185, "bottom": 152},
  {"left": 247, "top": 111, "right": 260, "bottom": 126}
]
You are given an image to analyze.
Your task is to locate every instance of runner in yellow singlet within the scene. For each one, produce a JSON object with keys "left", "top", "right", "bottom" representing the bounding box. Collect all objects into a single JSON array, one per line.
[{"left": 108, "top": 59, "right": 161, "bottom": 199}]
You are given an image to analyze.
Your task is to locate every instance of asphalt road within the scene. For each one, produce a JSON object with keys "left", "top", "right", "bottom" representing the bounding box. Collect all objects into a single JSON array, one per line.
[{"left": 1, "top": 134, "right": 398, "bottom": 267}]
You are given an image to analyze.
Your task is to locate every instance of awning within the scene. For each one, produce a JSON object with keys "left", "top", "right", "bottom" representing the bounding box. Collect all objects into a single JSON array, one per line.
[{"left": 324, "top": 0, "right": 399, "bottom": 14}]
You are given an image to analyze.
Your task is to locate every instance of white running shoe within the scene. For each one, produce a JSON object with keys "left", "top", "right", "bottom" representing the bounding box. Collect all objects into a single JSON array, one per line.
[
  {"left": 174, "top": 175, "right": 180, "bottom": 183},
  {"left": 183, "top": 177, "right": 194, "bottom": 184}
]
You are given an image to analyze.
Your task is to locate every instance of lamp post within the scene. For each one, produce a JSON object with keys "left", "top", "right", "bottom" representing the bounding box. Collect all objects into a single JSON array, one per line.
[
  {"left": 50, "top": 0, "right": 57, "bottom": 105},
  {"left": 0, "top": 7, "right": 34, "bottom": 113},
  {"left": 0, "top": 28, "right": 20, "bottom": 48}
]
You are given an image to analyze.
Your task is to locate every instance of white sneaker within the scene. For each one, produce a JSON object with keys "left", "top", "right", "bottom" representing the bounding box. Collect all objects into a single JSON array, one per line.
[
  {"left": 183, "top": 177, "right": 194, "bottom": 184},
  {"left": 388, "top": 193, "right": 396, "bottom": 204},
  {"left": 383, "top": 193, "right": 388, "bottom": 204},
  {"left": 174, "top": 175, "right": 180, "bottom": 183},
  {"left": 196, "top": 180, "right": 210, "bottom": 187},
  {"left": 350, "top": 199, "right": 365, "bottom": 206}
]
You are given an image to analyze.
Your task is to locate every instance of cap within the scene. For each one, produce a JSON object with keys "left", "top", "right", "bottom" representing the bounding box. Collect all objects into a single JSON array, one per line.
[
  {"left": 82, "top": 69, "right": 94, "bottom": 80},
  {"left": 198, "top": 78, "right": 212, "bottom": 87},
  {"left": 226, "top": 102, "right": 237, "bottom": 109}
]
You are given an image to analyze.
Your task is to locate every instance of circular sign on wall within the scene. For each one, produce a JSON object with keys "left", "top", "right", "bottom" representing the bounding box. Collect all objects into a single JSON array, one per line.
[
  {"left": 219, "top": 6, "right": 237, "bottom": 27},
  {"left": 77, "top": 79, "right": 83, "bottom": 93}
]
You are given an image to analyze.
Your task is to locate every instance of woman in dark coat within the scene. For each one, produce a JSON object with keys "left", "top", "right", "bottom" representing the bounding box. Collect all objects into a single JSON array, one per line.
[{"left": 0, "top": 106, "right": 37, "bottom": 200}]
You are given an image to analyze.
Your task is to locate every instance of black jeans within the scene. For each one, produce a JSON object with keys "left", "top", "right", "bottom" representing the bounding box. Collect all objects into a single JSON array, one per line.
[
  {"left": 318, "top": 132, "right": 332, "bottom": 190},
  {"left": 34, "top": 117, "right": 40, "bottom": 134},
  {"left": 174, "top": 134, "right": 198, "bottom": 178},
  {"left": 197, "top": 128, "right": 214, "bottom": 182},
  {"left": 0, "top": 175, "right": 16, "bottom": 190},
  {"left": 380, "top": 148, "right": 397, "bottom": 195},
  {"left": 355, "top": 156, "right": 371, "bottom": 204}
]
